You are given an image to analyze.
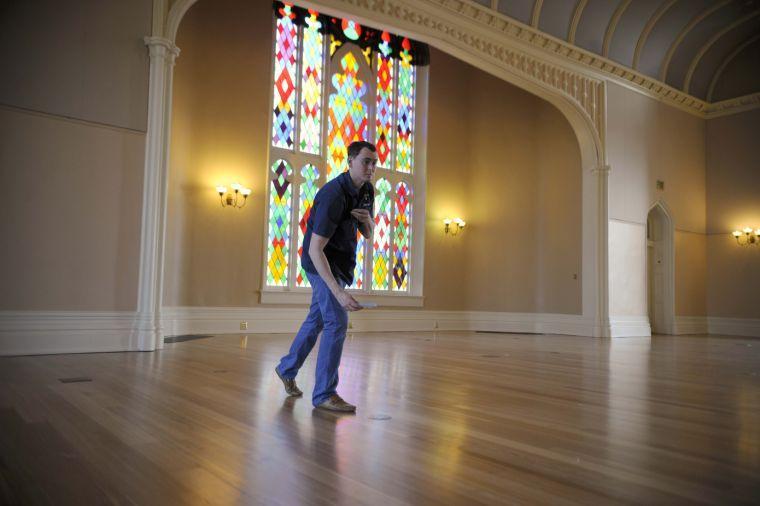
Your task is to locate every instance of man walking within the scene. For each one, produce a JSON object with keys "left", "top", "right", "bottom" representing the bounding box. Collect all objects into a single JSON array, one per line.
[{"left": 275, "top": 141, "right": 377, "bottom": 412}]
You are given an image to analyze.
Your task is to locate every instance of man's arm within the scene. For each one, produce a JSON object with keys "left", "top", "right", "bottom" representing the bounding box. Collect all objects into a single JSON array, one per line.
[
  {"left": 308, "top": 233, "right": 362, "bottom": 311},
  {"left": 351, "top": 209, "right": 374, "bottom": 239}
]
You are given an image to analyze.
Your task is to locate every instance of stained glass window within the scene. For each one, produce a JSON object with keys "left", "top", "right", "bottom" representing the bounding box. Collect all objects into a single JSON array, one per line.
[
  {"left": 299, "top": 11, "right": 323, "bottom": 155},
  {"left": 267, "top": 160, "right": 292, "bottom": 287},
  {"left": 375, "top": 32, "right": 394, "bottom": 169},
  {"left": 272, "top": 5, "right": 298, "bottom": 149},
  {"left": 266, "top": 4, "right": 424, "bottom": 295},
  {"left": 392, "top": 182, "right": 412, "bottom": 291},
  {"left": 327, "top": 52, "right": 368, "bottom": 181},
  {"left": 395, "top": 38, "right": 415, "bottom": 174},
  {"left": 372, "top": 178, "right": 392, "bottom": 290},
  {"left": 296, "top": 164, "right": 319, "bottom": 287}
]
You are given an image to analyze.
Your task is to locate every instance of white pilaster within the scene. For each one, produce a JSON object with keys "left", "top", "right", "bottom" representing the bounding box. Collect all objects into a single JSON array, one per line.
[
  {"left": 134, "top": 37, "right": 179, "bottom": 351},
  {"left": 592, "top": 164, "right": 611, "bottom": 337}
]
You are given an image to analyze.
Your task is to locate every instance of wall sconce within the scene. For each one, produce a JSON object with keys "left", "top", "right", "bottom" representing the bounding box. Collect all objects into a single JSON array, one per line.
[
  {"left": 732, "top": 227, "right": 760, "bottom": 246},
  {"left": 443, "top": 217, "right": 466, "bottom": 236},
  {"left": 215, "top": 183, "right": 251, "bottom": 209}
]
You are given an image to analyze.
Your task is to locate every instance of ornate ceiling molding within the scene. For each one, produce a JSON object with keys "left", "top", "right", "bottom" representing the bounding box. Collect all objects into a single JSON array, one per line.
[
  {"left": 703, "top": 92, "right": 760, "bottom": 119},
  {"left": 315, "top": 0, "right": 605, "bottom": 145},
  {"left": 348, "top": 0, "right": 756, "bottom": 118}
]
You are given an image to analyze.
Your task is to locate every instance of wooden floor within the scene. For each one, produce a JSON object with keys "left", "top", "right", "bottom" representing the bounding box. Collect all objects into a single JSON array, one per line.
[{"left": 1, "top": 331, "right": 759, "bottom": 505}]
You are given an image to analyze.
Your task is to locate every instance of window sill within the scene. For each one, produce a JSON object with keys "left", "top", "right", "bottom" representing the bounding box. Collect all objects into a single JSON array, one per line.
[{"left": 259, "top": 290, "right": 424, "bottom": 307}]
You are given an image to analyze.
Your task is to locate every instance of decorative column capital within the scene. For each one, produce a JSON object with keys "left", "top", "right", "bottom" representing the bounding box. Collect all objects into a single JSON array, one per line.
[
  {"left": 144, "top": 36, "right": 181, "bottom": 64},
  {"left": 592, "top": 164, "right": 611, "bottom": 175}
]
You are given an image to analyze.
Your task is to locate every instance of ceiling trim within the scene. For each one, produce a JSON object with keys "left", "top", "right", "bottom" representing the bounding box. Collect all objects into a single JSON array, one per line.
[
  {"left": 659, "top": 0, "right": 731, "bottom": 82},
  {"left": 632, "top": 0, "right": 677, "bottom": 70},
  {"left": 530, "top": 0, "right": 543, "bottom": 29},
  {"left": 704, "top": 92, "right": 760, "bottom": 119},
  {"left": 603, "top": 0, "right": 633, "bottom": 58},
  {"left": 316, "top": 0, "right": 756, "bottom": 118},
  {"left": 707, "top": 33, "right": 760, "bottom": 101},
  {"left": 684, "top": 9, "right": 760, "bottom": 94},
  {"left": 568, "top": 0, "right": 588, "bottom": 44}
]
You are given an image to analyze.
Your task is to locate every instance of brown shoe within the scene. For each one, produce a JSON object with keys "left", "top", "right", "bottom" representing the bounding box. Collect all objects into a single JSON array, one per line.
[
  {"left": 275, "top": 368, "right": 303, "bottom": 397},
  {"left": 315, "top": 394, "right": 356, "bottom": 413}
]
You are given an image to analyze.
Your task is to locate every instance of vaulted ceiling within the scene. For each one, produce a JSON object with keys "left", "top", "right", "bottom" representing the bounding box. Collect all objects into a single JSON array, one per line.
[{"left": 471, "top": 0, "right": 760, "bottom": 102}]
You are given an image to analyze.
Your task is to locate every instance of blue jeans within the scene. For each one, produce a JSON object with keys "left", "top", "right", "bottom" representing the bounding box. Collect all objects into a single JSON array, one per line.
[{"left": 276, "top": 271, "right": 349, "bottom": 406}]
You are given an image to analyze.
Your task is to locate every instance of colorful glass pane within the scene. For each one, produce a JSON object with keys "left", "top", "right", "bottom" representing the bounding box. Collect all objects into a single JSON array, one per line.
[
  {"left": 296, "top": 164, "right": 320, "bottom": 288},
  {"left": 351, "top": 232, "right": 365, "bottom": 290},
  {"left": 299, "top": 11, "right": 323, "bottom": 155},
  {"left": 372, "top": 178, "right": 392, "bottom": 290},
  {"left": 327, "top": 52, "right": 368, "bottom": 181},
  {"left": 272, "top": 6, "right": 298, "bottom": 149},
  {"left": 395, "top": 38, "right": 415, "bottom": 174},
  {"left": 267, "top": 160, "right": 292, "bottom": 287},
  {"left": 342, "top": 19, "right": 362, "bottom": 40},
  {"left": 392, "top": 182, "right": 412, "bottom": 291},
  {"left": 375, "top": 32, "right": 394, "bottom": 169}
]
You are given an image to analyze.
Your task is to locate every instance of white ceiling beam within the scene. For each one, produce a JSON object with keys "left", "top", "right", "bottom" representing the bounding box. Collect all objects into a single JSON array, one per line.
[
  {"left": 568, "top": 0, "right": 588, "bottom": 44},
  {"left": 707, "top": 33, "right": 760, "bottom": 101},
  {"left": 659, "top": 0, "right": 731, "bottom": 83},
  {"left": 602, "top": 0, "right": 633, "bottom": 58},
  {"left": 684, "top": 9, "right": 760, "bottom": 94},
  {"left": 531, "top": 0, "right": 544, "bottom": 28},
  {"left": 633, "top": 0, "right": 678, "bottom": 70}
]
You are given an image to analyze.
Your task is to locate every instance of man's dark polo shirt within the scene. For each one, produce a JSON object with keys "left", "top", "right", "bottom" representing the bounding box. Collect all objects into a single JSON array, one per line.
[{"left": 301, "top": 171, "right": 374, "bottom": 285}]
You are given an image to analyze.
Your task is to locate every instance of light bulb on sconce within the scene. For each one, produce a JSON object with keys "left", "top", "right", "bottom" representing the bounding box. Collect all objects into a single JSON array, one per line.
[
  {"left": 443, "top": 217, "right": 466, "bottom": 236},
  {"left": 216, "top": 183, "right": 251, "bottom": 209},
  {"left": 731, "top": 227, "right": 759, "bottom": 246}
]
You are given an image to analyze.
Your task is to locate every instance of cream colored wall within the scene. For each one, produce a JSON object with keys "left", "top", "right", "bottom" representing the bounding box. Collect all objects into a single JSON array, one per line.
[
  {"left": 706, "top": 109, "right": 760, "bottom": 319},
  {"left": 164, "top": 0, "right": 272, "bottom": 307},
  {"left": 675, "top": 231, "right": 707, "bottom": 317},
  {"left": 165, "top": 3, "right": 583, "bottom": 313},
  {"left": 606, "top": 82, "right": 707, "bottom": 319},
  {"left": 0, "top": 1, "right": 150, "bottom": 312},
  {"left": 0, "top": 0, "right": 152, "bottom": 131}
]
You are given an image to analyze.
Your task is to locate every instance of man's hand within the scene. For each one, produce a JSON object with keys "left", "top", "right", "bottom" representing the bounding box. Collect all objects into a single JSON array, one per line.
[
  {"left": 350, "top": 209, "right": 372, "bottom": 225},
  {"left": 336, "top": 289, "right": 363, "bottom": 311}
]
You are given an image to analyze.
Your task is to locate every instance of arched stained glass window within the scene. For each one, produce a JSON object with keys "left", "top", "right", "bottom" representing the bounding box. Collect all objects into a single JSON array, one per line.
[{"left": 265, "top": 3, "right": 426, "bottom": 296}]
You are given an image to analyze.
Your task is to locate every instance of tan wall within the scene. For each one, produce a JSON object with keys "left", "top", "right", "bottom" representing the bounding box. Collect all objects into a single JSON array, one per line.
[
  {"left": 165, "top": 0, "right": 272, "bottom": 307},
  {"left": 606, "top": 82, "right": 708, "bottom": 318},
  {"left": 0, "top": 108, "right": 144, "bottom": 311},
  {"left": 674, "top": 231, "right": 707, "bottom": 317},
  {"left": 0, "top": 1, "right": 150, "bottom": 311},
  {"left": 706, "top": 109, "right": 760, "bottom": 319},
  {"left": 166, "top": 2, "right": 584, "bottom": 313},
  {"left": 0, "top": 0, "right": 152, "bottom": 131}
]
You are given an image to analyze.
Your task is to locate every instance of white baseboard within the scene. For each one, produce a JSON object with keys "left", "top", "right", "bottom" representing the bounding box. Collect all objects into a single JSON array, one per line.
[
  {"left": 0, "top": 311, "right": 139, "bottom": 356},
  {"left": 7, "top": 309, "right": 754, "bottom": 356},
  {"left": 609, "top": 316, "right": 652, "bottom": 337},
  {"left": 708, "top": 317, "right": 760, "bottom": 337},
  {"left": 162, "top": 307, "right": 595, "bottom": 338},
  {"left": 672, "top": 316, "right": 708, "bottom": 335}
]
